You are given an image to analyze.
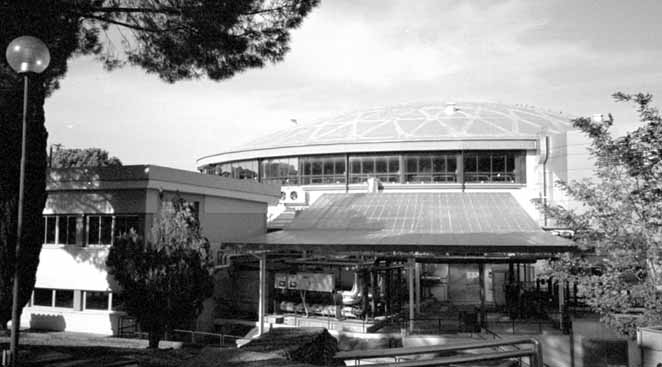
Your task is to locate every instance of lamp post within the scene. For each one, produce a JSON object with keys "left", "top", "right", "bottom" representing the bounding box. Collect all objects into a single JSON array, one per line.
[{"left": 5, "top": 35, "right": 50, "bottom": 367}]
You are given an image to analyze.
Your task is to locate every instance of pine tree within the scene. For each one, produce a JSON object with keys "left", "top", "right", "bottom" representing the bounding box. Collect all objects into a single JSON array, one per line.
[{"left": 106, "top": 196, "right": 214, "bottom": 348}]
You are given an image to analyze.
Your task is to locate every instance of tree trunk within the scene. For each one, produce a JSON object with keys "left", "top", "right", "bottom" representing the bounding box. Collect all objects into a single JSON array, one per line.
[
  {"left": 0, "top": 72, "right": 48, "bottom": 329},
  {"left": 148, "top": 331, "right": 162, "bottom": 349}
]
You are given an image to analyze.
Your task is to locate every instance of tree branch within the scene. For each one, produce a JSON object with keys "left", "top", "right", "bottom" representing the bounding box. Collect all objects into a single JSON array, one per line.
[{"left": 75, "top": 12, "right": 172, "bottom": 33}]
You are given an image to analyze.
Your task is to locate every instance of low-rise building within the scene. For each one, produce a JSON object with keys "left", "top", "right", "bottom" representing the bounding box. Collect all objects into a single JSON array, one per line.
[{"left": 21, "top": 165, "right": 279, "bottom": 335}]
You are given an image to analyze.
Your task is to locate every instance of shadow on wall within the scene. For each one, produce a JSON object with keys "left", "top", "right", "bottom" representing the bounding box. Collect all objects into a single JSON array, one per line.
[
  {"left": 29, "top": 313, "right": 66, "bottom": 331},
  {"left": 61, "top": 245, "right": 111, "bottom": 272}
]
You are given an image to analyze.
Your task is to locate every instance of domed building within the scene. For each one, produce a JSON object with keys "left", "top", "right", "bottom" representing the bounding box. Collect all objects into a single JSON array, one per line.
[
  {"left": 199, "top": 101, "right": 591, "bottom": 333},
  {"left": 198, "top": 101, "right": 586, "bottom": 218}
]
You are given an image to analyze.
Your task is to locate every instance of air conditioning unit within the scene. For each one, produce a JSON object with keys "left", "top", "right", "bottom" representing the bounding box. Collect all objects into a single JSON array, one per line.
[{"left": 282, "top": 188, "right": 306, "bottom": 205}]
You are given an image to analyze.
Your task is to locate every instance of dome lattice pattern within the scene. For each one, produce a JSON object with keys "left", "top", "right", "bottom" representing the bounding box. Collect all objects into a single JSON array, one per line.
[{"left": 237, "top": 102, "right": 572, "bottom": 153}]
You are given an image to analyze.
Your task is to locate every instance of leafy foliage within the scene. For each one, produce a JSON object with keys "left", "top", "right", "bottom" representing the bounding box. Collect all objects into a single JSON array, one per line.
[
  {"left": 0, "top": 0, "right": 317, "bottom": 327},
  {"left": 51, "top": 147, "right": 122, "bottom": 168},
  {"left": 537, "top": 93, "right": 662, "bottom": 337},
  {"left": 107, "top": 197, "right": 214, "bottom": 348}
]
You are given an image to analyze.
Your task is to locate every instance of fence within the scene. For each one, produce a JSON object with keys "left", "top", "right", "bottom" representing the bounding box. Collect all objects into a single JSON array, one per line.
[
  {"left": 116, "top": 315, "right": 242, "bottom": 347},
  {"left": 171, "top": 329, "right": 242, "bottom": 347}
]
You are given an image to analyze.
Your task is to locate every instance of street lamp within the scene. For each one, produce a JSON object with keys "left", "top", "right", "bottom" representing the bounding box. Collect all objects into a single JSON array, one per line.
[{"left": 5, "top": 35, "right": 50, "bottom": 367}]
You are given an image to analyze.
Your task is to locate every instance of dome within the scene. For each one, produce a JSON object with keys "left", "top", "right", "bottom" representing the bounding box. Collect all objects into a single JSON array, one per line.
[{"left": 198, "top": 101, "right": 573, "bottom": 166}]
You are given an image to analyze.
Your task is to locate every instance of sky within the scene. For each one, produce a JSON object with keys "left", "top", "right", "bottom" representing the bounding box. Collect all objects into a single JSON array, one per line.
[{"left": 45, "top": 0, "right": 662, "bottom": 170}]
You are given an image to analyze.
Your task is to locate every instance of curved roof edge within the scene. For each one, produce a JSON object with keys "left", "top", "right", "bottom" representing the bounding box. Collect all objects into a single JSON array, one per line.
[
  {"left": 197, "top": 137, "right": 539, "bottom": 167},
  {"left": 197, "top": 101, "right": 575, "bottom": 167}
]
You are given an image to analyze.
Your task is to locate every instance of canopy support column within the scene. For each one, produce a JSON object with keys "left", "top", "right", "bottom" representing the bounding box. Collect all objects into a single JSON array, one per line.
[
  {"left": 415, "top": 262, "right": 421, "bottom": 314},
  {"left": 407, "top": 257, "right": 415, "bottom": 333},
  {"left": 258, "top": 252, "right": 266, "bottom": 337},
  {"left": 479, "top": 263, "right": 486, "bottom": 328}
]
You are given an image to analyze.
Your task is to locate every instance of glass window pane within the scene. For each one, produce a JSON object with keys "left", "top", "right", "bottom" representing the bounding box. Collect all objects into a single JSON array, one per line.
[
  {"left": 85, "top": 291, "right": 109, "bottom": 310},
  {"left": 323, "top": 158, "right": 334, "bottom": 175},
  {"left": 405, "top": 157, "right": 417, "bottom": 173},
  {"left": 506, "top": 154, "right": 516, "bottom": 173},
  {"left": 493, "top": 156, "right": 506, "bottom": 172},
  {"left": 478, "top": 155, "right": 491, "bottom": 172},
  {"left": 67, "top": 217, "right": 77, "bottom": 244},
  {"left": 350, "top": 158, "right": 361, "bottom": 174},
  {"left": 303, "top": 159, "right": 312, "bottom": 175},
  {"left": 57, "top": 216, "right": 67, "bottom": 244},
  {"left": 448, "top": 157, "right": 457, "bottom": 173},
  {"left": 88, "top": 217, "right": 100, "bottom": 244},
  {"left": 388, "top": 157, "right": 399, "bottom": 173},
  {"left": 101, "top": 216, "right": 113, "bottom": 244},
  {"left": 362, "top": 158, "right": 374, "bottom": 174},
  {"left": 334, "top": 157, "right": 345, "bottom": 175},
  {"left": 464, "top": 156, "right": 476, "bottom": 172},
  {"left": 112, "top": 293, "right": 123, "bottom": 311},
  {"left": 288, "top": 158, "right": 299, "bottom": 177},
  {"left": 375, "top": 157, "right": 387, "bottom": 173},
  {"left": 45, "top": 217, "right": 56, "bottom": 244},
  {"left": 115, "top": 216, "right": 140, "bottom": 237},
  {"left": 33, "top": 288, "right": 52, "bottom": 306},
  {"left": 54, "top": 289, "right": 74, "bottom": 308},
  {"left": 220, "top": 164, "right": 232, "bottom": 177},
  {"left": 312, "top": 158, "right": 322, "bottom": 175},
  {"left": 419, "top": 156, "right": 432, "bottom": 172},
  {"left": 432, "top": 157, "right": 446, "bottom": 172}
]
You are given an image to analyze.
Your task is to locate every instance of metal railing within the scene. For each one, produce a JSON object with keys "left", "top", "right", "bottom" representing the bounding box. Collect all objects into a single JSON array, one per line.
[
  {"left": 335, "top": 337, "right": 544, "bottom": 367},
  {"left": 117, "top": 316, "right": 241, "bottom": 347},
  {"left": 171, "top": 329, "right": 241, "bottom": 347},
  {"left": 484, "top": 319, "right": 550, "bottom": 335}
]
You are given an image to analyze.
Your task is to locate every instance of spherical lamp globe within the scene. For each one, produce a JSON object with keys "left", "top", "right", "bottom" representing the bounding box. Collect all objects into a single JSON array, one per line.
[{"left": 5, "top": 36, "right": 50, "bottom": 74}]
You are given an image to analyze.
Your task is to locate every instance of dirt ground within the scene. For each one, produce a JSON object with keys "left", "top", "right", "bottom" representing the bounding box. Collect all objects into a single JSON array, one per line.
[{"left": 0, "top": 330, "right": 199, "bottom": 366}]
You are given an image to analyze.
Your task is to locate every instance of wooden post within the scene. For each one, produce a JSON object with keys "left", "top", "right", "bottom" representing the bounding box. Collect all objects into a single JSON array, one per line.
[
  {"left": 478, "top": 263, "right": 485, "bottom": 328},
  {"left": 415, "top": 262, "right": 421, "bottom": 314},
  {"left": 258, "top": 253, "right": 266, "bottom": 337},
  {"left": 407, "top": 257, "right": 415, "bottom": 333}
]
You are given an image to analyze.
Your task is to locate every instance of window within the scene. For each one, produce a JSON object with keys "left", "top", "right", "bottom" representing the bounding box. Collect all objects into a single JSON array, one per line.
[
  {"left": 297, "top": 155, "right": 345, "bottom": 185},
  {"left": 84, "top": 291, "right": 110, "bottom": 310},
  {"left": 33, "top": 288, "right": 53, "bottom": 306},
  {"left": 349, "top": 154, "right": 399, "bottom": 183},
  {"left": 111, "top": 293, "right": 123, "bottom": 311},
  {"left": 57, "top": 216, "right": 77, "bottom": 244},
  {"left": 54, "top": 289, "right": 74, "bottom": 308},
  {"left": 114, "top": 216, "right": 141, "bottom": 237},
  {"left": 261, "top": 158, "right": 300, "bottom": 184},
  {"left": 405, "top": 153, "right": 457, "bottom": 183},
  {"left": 87, "top": 215, "right": 113, "bottom": 245},
  {"left": 44, "top": 215, "right": 80, "bottom": 245},
  {"left": 232, "top": 160, "right": 258, "bottom": 180},
  {"left": 45, "top": 216, "right": 56, "bottom": 244},
  {"left": 463, "top": 151, "right": 522, "bottom": 183}
]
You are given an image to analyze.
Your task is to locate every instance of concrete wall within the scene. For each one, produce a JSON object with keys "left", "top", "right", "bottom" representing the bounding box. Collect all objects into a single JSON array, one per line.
[
  {"left": 21, "top": 308, "right": 122, "bottom": 335},
  {"left": 548, "top": 130, "right": 593, "bottom": 212},
  {"left": 571, "top": 315, "right": 640, "bottom": 367},
  {"left": 20, "top": 246, "right": 120, "bottom": 335}
]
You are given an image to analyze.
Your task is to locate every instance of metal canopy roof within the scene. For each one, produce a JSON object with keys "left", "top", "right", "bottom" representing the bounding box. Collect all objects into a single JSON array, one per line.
[{"left": 227, "top": 192, "right": 576, "bottom": 254}]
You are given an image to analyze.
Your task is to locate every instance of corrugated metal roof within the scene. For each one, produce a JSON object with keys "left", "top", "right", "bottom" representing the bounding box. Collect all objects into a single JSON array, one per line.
[{"left": 229, "top": 193, "right": 575, "bottom": 254}]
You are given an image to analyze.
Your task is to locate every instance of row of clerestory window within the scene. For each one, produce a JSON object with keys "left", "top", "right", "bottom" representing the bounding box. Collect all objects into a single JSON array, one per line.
[{"left": 43, "top": 215, "right": 142, "bottom": 246}]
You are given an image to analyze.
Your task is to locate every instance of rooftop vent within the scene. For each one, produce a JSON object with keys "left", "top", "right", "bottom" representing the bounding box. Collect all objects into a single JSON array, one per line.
[{"left": 444, "top": 102, "right": 459, "bottom": 116}]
